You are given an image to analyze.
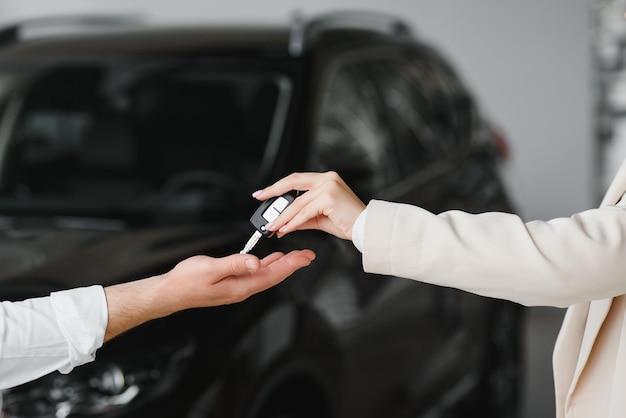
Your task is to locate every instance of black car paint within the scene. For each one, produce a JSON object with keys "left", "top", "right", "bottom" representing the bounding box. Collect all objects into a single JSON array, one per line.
[{"left": 0, "top": 17, "right": 522, "bottom": 418}]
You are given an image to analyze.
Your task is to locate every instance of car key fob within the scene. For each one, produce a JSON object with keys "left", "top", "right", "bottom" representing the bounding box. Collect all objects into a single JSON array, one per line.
[
  {"left": 250, "top": 192, "right": 296, "bottom": 236},
  {"left": 240, "top": 192, "right": 298, "bottom": 254}
]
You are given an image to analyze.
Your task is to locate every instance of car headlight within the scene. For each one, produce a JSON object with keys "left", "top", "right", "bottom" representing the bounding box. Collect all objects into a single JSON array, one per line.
[{"left": 1, "top": 338, "right": 195, "bottom": 418}]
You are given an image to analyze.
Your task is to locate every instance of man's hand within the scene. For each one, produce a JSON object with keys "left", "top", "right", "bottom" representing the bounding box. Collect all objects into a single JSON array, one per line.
[
  {"left": 253, "top": 171, "right": 366, "bottom": 240},
  {"left": 103, "top": 250, "right": 315, "bottom": 342}
]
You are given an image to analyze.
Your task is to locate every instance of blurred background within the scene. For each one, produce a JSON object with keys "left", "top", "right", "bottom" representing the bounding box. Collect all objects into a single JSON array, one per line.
[{"left": 1, "top": 0, "right": 623, "bottom": 417}]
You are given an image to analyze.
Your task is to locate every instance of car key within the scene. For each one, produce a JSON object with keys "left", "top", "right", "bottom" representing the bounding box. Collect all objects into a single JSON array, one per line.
[{"left": 240, "top": 192, "right": 296, "bottom": 254}]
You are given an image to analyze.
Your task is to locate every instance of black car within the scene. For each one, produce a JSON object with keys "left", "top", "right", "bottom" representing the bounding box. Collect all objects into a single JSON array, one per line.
[{"left": 0, "top": 11, "right": 522, "bottom": 418}]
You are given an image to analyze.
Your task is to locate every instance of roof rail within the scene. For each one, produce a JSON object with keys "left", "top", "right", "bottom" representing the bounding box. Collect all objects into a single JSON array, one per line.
[
  {"left": 288, "top": 10, "right": 413, "bottom": 56},
  {"left": 0, "top": 14, "right": 145, "bottom": 47}
]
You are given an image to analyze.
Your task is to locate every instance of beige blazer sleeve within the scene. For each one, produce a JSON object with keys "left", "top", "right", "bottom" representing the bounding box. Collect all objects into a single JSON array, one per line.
[{"left": 362, "top": 199, "right": 626, "bottom": 307}]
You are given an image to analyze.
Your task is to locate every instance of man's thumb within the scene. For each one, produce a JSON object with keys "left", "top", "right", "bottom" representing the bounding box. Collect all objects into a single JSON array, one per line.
[{"left": 217, "top": 254, "right": 260, "bottom": 277}]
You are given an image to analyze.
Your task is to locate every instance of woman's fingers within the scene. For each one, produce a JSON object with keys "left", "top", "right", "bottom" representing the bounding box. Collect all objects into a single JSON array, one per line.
[
  {"left": 257, "top": 172, "right": 365, "bottom": 240},
  {"left": 253, "top": 172, "right": 326, "bottom": 200}
]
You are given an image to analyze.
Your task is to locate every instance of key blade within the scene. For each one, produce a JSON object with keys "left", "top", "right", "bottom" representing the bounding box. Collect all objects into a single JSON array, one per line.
[{"left": 240, "top": 230, "right": 262, "bottom": 254}]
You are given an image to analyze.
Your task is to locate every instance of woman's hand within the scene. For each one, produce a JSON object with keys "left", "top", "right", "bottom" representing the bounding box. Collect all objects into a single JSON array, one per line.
[{"left": 253, "top": 171, "right": 366, "bottom": 240}]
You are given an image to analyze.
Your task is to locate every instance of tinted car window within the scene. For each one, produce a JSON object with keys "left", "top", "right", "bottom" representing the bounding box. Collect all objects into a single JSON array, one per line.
[
  {"left": 372, "top": 51, "right": 476, "bottom": 174},
  {"left": 310, "top": 61, "right": 399, "bottom": 198},
  {"left": 0, "top": 61, "right": 291, "bottom": 224}
]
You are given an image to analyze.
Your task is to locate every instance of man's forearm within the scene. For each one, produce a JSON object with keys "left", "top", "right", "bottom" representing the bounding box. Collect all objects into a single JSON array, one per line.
[{"left": 103, "top": 274, "right": 173, "bottom": 342}]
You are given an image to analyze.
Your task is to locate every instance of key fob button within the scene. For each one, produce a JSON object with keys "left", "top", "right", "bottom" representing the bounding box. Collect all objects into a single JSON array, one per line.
[{"left": 250, "top": 193, "right": 296, "bottom": 235}]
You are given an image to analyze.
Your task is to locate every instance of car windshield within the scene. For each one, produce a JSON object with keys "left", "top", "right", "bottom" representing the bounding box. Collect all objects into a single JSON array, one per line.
[{"left": 0, "top": 58, "right": 292, "bottom": 226}]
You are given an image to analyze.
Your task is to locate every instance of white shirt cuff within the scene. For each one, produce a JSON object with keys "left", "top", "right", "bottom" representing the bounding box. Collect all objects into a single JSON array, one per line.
[
  {"left": 351, "top": 208, "right": 367, "bottom": 253},
  {"left": 0, "top": 285, "right": 108, "bottom": 390},
  {"left": 50, "top": 285, "right": 108, "bottom": 373}
]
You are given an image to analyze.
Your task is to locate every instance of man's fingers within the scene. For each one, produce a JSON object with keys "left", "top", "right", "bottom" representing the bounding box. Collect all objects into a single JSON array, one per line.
[
  {"left": 211, "top": 254, "right": 261, "bottom": 279},
  {"left": 220, "top": 250, "right": 314, "bottom": 284},
  {"left": 255, "top": 250, "right": 315, "bottom": 282},
  {"left": 231, "top": 250, "right": 316, "bottom": 298},
  {"left": 260, "top": 252, "right": 285, "bottom": 267}
]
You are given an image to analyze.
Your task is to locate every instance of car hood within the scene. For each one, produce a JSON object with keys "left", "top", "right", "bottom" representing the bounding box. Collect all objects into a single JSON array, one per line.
[{"left": 0, "top": 218, "right": 245, "bottom": 296}]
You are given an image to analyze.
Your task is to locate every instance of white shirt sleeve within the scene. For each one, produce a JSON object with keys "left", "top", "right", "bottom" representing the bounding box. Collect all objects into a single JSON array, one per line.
[
  {"left": 351, "top": 208, "right": 367, "bottom": 253},
  {"left": 0, "top": 285, "right": 108, "bottom": 390}
]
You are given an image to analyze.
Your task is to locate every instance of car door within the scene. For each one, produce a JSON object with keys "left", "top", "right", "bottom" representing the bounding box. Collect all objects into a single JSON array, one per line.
[
  {"left": 370, "top": 49, "right": 520, "bottom": 415},
  {"left": 304, "top": 51, "right": 482, "bottom": 417}
]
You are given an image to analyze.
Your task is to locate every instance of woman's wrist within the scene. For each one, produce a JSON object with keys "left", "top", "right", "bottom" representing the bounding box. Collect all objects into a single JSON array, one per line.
[{"left": 351, "top": 208, "right": 367, "bottom": 253}]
